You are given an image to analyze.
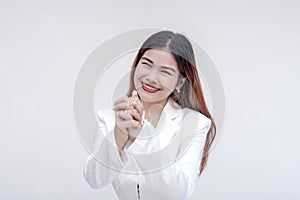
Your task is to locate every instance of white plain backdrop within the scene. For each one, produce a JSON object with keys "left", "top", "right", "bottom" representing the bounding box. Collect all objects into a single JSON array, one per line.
[{"left": 1, "top": 0, "right": 299, "bottom": 199}]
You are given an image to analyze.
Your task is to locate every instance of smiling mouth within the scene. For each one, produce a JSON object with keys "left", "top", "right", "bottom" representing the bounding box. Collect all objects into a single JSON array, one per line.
[{"left": 141, "top": 82, "right": 160, "bottom": 93}]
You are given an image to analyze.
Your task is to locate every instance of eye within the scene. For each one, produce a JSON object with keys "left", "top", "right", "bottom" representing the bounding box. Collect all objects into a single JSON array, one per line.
[
  {"left": 161, "top": 70, "right": 172, "bottom": 76},
  {"left": 141, "top": 62, "right": 151, "bottom": 68}
]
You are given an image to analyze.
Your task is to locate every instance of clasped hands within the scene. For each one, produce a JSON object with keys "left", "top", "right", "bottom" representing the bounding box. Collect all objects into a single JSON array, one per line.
[{"left": 113, "top": 90, "right": 144, "bottom": 151}]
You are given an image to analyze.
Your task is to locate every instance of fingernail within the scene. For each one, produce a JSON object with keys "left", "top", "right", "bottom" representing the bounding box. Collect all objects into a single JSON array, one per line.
[{"left": 132, "top": 90, "right": 138, "bottom": 98}]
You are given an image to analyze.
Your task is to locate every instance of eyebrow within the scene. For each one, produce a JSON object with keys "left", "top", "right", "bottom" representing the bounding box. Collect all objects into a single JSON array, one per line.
[{"left": 141, "top": 56, "right": 176, "bottom": 73}]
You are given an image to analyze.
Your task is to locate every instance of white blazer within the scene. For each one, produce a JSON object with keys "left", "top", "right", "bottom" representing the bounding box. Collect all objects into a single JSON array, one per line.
[{"left": 83, "top": 97, "right": 211, "bottom": 200}]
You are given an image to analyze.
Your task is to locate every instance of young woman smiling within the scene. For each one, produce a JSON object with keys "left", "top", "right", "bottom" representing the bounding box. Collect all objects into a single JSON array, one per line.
[{"left": 84, "top": 30, "right": 216, "bottom": 200}]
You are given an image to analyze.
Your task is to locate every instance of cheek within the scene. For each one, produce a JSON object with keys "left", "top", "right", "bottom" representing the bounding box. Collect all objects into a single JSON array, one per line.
[
  {"left": 160, "top": 77, "right": 178, "bottom": 91},
  {"left": 134, "top": 67, "right": 146, "bottom": 77},
  {"left": 133, "top": 67, "right": 147, "bottom": 82},
  {"left": 133, "top": 68, "right": 142, "bottom": 87}
]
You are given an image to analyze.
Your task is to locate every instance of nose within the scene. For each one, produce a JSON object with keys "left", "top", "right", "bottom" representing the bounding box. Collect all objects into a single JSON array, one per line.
[{"left": 146, "top": 68, "right": 159, "bottom": 84}]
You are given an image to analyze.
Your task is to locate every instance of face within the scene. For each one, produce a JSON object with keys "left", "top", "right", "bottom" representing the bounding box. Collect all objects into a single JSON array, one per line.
[{"left": 133, "top": 49, "right": 183, "bottom": 106}]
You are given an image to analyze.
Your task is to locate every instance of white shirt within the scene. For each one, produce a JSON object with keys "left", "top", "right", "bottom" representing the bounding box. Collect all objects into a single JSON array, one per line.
[{"left": 83, "top": 98, "right": 211, "bottom": 200}]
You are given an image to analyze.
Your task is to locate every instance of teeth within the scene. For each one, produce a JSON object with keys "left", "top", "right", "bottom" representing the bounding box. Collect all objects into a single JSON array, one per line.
[{"left": 144, "top": 84, "right": 158, "bottom": 91}]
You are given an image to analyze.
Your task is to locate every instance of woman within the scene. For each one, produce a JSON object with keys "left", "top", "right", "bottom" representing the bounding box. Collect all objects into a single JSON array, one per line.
[{"left": 84, "top": 30, "right": 216, "bottom": 200}]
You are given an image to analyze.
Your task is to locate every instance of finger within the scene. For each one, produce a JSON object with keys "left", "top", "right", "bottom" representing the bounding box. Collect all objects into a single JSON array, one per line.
[
  {"left": 115, "top": 110, "right": 132, "bottom": 121},
  {"left": 114, "top": 99, "right": 132, "bottom": 111},
  {"left": 122, "top": 119, "right": 141, "bottom": 129},
  {"left": 130, "top": 99, "right": 144, "bottom": 115},
  {"left": 131, "top": 90, "right": 138, "bottom": 99},
  {"left": 128, "top": 109, "right": 141, "bottom": 122},
  {"left": 114, "top": 96, "right": 129, "bottom": 106}
]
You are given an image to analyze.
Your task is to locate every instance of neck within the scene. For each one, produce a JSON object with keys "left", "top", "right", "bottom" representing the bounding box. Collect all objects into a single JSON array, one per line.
[{"left": 140, "top": 98, "right": 169, "bottom": 125}]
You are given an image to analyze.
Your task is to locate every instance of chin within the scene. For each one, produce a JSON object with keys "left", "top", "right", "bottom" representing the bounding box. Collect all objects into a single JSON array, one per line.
[{"left": 138, "top": 91, "right": 168, "bottom": 104}]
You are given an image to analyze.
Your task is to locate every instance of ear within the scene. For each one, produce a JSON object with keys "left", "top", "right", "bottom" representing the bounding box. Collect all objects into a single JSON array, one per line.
[{"left": 176, "top": 78, "right": 186, "bottom": 90}]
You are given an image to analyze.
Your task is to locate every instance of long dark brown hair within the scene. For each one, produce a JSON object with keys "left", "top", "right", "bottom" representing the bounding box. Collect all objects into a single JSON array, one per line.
[{"left": 127, "top": 30, "right": 216, "bottom": 175}]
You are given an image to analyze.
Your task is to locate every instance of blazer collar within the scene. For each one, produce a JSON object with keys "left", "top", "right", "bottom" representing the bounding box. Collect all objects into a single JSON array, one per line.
[{"left": 161, "top": 97, "right": 182, "bottom": 120}]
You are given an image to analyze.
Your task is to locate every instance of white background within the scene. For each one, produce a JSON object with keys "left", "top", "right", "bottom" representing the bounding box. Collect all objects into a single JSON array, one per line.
[{"left": 1, "top": 0, "right": 299, "bottom": 199}]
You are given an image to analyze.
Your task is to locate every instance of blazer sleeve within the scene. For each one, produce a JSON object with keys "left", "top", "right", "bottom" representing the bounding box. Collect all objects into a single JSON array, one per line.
[
  {"left": 130, "top": 112, "right": 212, "bottom": 199},
  {"left": 83, "top": 109, "right": 129, "bottom": 189}
]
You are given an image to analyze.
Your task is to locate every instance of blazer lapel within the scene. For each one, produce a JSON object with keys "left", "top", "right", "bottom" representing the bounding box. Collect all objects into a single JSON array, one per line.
[{"left": 155, "top": 98, "right": 182, "bottom": 149}]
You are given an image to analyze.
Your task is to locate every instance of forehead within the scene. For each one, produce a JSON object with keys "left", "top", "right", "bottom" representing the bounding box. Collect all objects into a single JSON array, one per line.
[{"left": 142, "top": 49, "right": 178, "bottom": 70}]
